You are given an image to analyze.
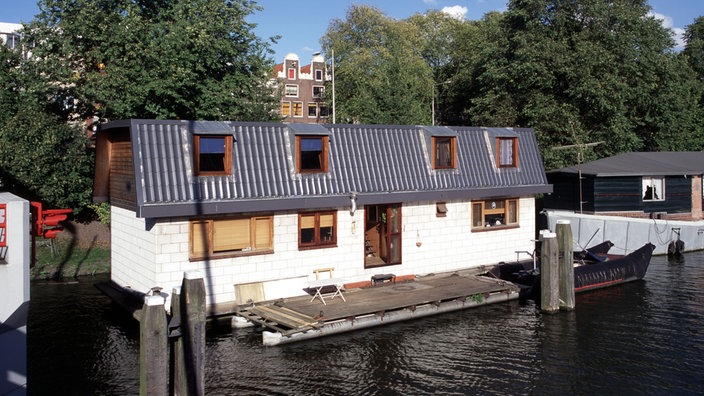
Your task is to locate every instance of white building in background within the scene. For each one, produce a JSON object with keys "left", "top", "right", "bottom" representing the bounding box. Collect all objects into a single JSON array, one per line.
[
  {"left": 0, "top": 22, "right": 22, "bottom": 49},
  {"left": 1, "top": 22, "right": 32, "bottom": 59}
]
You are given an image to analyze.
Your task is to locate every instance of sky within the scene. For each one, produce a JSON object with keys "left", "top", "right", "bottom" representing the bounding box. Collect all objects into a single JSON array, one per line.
[{"left": 1, "top": 0, "right": 702, "bottom": 60}]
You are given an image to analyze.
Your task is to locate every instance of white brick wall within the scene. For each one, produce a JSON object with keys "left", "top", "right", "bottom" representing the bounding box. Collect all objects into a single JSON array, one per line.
[{"left": 110, "top": 197, "right": 537, "bottom": 307}]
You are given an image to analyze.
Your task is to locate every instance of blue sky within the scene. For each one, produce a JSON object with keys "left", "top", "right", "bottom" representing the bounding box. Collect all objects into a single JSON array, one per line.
[{"left": 2, "top": 0, "right": 702, "bottom": 59}]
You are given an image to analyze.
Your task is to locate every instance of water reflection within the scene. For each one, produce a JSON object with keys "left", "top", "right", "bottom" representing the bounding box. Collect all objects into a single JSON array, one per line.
[{"left": 28, "top": 252, "right": 704, "bottom": 395}]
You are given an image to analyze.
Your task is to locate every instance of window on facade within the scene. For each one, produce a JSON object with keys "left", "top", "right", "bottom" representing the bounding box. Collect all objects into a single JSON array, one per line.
[
  {"left": 319, "top": 106, "right": 329, "bottom": 117},
  {"left": 308, "top": 104, "right": 318, "bottom": 117},
  {"left": 190, "top": 215, "right": 273, "bottom": 259},
  {"left": 497, "top": 137, "right": 518, "bottom": 168},
  {"left": 288, "top": 68, "right": 296, "bottom": 79},
  {"left": 285, "top": 84, "right": 299, "bottom": 97},
  {"left": 281, "top": 101, "right": 291, "bottom": 116},
  {"left": 292, "top": 102, "right": 303, "bottom": 117},
  {"left": 299, "top": 211, "right": 336, "bottom": 249},
  {"left": 194, "top": 135, "right": 232, "bottom": 175},
  {"left": 433, "top": 136, "right": 456, "bottom": 169},
  {"left": 471, "top": 199, "right": 519, "bottom": 230},
  {"left": 315, "top": 69, "right": 323, "bottom": 81},
  {"left": 296, "top": 135, "right": 328, "bottom": 172},
  {"left": 313, "top": 86, "right": 325, "bottom": 98},
  {"left": 643, "top": 177, "right": 665, "bottom": 201}
]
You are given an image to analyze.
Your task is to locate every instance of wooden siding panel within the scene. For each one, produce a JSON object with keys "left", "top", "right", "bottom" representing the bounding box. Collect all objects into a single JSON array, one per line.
[
  {"left": 643, "top": 177, "right": 691, "bottom": 214},
  {"left": 593, "top": 177, "right": 642, "bottom": 212},
  {"left": 109, "top": 138, "right": 136, "bottom": 208}
]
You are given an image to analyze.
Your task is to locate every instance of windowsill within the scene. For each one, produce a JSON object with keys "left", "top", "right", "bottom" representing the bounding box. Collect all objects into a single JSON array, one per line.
[
  {"left": 189, "top": 248, "right": 274, "bottom": 262},
  {"left": 298, "top": 243, "right": 337, "bottom": 251},
  {"left": 471, "top": 224, "right": 519, "bottom": 232}
]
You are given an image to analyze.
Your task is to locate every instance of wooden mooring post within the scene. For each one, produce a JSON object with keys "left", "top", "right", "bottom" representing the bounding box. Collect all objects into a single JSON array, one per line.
[
  {"left": 556, "top": 220, "right": 575, "bottom": 311},
  {"left": 540, "top": 232, "right": 559, "bottom": 313},
  {"left": 140, "top": 295, "right": 168, "bottom": 396},
  {"left": 139, "top": 271, "right": 206, "bottom": 396},
  {"left": 177, "top": 270, "right": 206, "bottom": 396}
]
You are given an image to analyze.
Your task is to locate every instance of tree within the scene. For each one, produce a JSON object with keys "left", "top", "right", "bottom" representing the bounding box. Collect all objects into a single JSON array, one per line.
[
  {"left": 22, "top": 0, "right": 280, "bottom": 122},
  {"left": 683, "top": 16, "right": 704, "bottom": 81},
  {"left": 466, "top": 0, "right": 703, "bottom": 169},
  {"left": 321, "top": 5, "right": 433, "bottom": 125},
  {"left": 0, "top": 106, "right": 93, "bottom": 211}
]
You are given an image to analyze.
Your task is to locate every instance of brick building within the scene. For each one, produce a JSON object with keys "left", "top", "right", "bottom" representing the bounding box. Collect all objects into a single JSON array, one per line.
[{"left": 274, "top": 53, "right": 331, "bottom": 123}]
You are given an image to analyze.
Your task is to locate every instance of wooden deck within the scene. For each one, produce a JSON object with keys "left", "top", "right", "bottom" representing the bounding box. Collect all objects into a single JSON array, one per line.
[{"left": 234, "top": 271, "right": 520, "bottom": 344}]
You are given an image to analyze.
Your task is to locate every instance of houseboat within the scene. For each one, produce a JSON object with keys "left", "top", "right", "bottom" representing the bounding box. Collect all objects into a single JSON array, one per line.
[{"left": 93, "top": 120, "right": 552, "bottom": 314}]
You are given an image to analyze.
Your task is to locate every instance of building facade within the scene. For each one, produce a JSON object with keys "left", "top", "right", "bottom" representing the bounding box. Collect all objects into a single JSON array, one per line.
[{"left": 274, "top": 53, "right": 330, "bottom": 123}]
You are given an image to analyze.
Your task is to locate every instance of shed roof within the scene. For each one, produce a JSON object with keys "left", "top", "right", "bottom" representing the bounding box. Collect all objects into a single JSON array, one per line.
[
  {"left": 97, "top": 120, "right": 551, "bottom": 218},
  {"left": 549, "top": 151, "right": 704, "bottom": 177}
]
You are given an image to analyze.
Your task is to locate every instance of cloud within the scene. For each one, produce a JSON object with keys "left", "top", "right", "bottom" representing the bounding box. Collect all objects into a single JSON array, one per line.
[
  {"left": 441, "top": 5, "right": 468, "bottom": 20},
  {"left": 648, "top": 11, "right": 685, "bottom": 48},
  {"left": 423, "top": 0, "right": 438, "bottom": 4}
]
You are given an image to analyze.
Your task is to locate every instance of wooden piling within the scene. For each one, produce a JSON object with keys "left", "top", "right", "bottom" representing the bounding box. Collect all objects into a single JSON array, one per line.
[
  {"left": 556, "top": 220, "right": 575, "bottom": 311},
  {"left": 139, "top": 295, "right": 168, "bottom": 396},
  {"left": 170, "top": 286, "right": 187, "bottom": 396},
  {"left": 540, "top": 232, "right": 559, "bottom": 313},
  {"left": 179, "top": 270, "right": 206, "bottom": 396}
]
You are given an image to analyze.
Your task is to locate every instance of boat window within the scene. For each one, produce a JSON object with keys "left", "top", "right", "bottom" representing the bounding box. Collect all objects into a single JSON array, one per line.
[
  {"left": 189, "top": 215, "right": 273, "bottom": 260},
  {"left": 471, "top": 198, "right": 519, "bottom": 231},
  {"left": 298, "top": 211, "right": 337, "bottom": 249}
]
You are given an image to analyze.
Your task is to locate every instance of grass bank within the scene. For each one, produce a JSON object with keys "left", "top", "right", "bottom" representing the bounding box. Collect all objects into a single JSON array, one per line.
[{"left": 32, "top": 237, "right": 111, "bottom": 280}]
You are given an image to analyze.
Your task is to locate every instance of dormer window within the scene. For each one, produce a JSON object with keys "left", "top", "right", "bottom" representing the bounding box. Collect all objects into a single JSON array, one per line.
[
  {"left": 297, "top": 135, "right": 328, "bottom": 172},
  {"left": 497, "top": 137, "right": 517, "bottom": 168},
  {"left": 433, "top": 136, "right": 456, "bottom": 169},
  {"left": 194, "top": 135, "right": 232, "bottom": 175}
]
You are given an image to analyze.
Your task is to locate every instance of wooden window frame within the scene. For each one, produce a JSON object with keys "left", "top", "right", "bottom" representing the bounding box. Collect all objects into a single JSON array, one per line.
[
  {"left": 298, "top": 211, "right": 337, "bottom": 250},
  {"left": 432, "top": 136, "right": 457, "bottom": 169},
  {"left": 296, "top": 135, "right": 328, "bottom": 173},
  {"left": 194, "top": 135, "right": 232, "bottom": 176},
  {"left": 471, "top": 198, "right": 519, "bottom": 231},
  {"left": 312, "top": 85, "right": 325, "bottom": 98},
  {"left": 189, "top": 215, "right": 273, "bottom": 260},
  {"left": 497, "top": 137, "right": 518, "bottom": 168},
  {"left": 315, "top": 69, "right": 323, "bottom": 81}
]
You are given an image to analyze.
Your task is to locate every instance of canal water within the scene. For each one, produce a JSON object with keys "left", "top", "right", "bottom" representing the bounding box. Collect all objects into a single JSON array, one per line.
[{"left": 28, "top": 251, "right": 704, "bottom": 395}]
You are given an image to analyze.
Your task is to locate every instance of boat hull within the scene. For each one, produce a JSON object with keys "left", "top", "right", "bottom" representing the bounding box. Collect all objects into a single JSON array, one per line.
[{"left": 489, "top": 242, "right": 655, "bottom": 300}]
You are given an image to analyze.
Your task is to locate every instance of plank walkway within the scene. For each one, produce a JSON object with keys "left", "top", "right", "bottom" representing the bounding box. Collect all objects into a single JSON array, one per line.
[{"left": 234, "top": 271, "right": 519, "bottom": 341}]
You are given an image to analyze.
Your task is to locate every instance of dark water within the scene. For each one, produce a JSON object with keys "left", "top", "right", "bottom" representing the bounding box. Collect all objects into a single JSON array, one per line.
[{"left": 28, "top": 252, "right": 704, "bottom": 395}]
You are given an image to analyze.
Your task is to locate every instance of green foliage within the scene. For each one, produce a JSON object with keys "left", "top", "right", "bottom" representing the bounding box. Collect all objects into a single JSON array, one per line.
[
  {"left": 0, "top": 106, "right": 93, "bottom": 211},
  {"left": 322, "top": 5, "right": 433, "bottom": 125},
  {"left": 89, "top": 202, "right": 111, "bottom": 225},
  {"left": 23, "top": 0, "right": 280, "bottom": 121}
]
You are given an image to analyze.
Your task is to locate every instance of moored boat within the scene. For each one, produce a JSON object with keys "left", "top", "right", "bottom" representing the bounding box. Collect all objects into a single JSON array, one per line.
[{"left": 487, "top": 241, "right": 655, "bottom": 299}]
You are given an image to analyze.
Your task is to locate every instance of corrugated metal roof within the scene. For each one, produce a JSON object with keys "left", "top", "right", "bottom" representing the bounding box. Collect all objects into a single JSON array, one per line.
[
  {"left": 550, "top": 151, "right": 704, "bottom": 177},
  {"left": 102, "top": 120, "right": 551, "bottom": 218}
]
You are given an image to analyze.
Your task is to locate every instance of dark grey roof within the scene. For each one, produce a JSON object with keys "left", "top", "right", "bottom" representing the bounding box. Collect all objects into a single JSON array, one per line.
[
  {"left": 101, "top": 120, "right": 551, "bottom": 218},
  {"left": 549, "top": 151, "right": 704, "bottom": 177}
]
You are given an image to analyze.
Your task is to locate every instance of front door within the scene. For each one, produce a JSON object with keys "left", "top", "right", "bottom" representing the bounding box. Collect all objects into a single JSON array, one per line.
[{"left": 364, "top": 204, "right": 402, "bottom": 268}]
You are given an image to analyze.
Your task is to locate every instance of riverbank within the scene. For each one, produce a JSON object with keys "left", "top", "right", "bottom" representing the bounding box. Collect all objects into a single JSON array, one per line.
[{"left": 32, "top": 221, "right": 111, "bottom": 280}]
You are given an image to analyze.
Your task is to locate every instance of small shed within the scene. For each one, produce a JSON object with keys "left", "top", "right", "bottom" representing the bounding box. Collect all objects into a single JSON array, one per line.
[{"left": 544, "top": 152, "right": 704, "bottom": 220}]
